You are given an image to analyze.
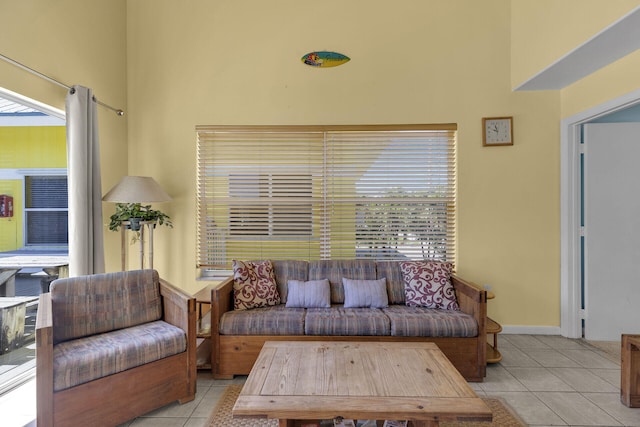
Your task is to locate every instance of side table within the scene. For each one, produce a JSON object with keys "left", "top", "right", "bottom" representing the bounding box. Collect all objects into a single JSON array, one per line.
[
  {"left": 486, "top": 290, "right": 502, "bottom": 363},
  {"left": 193, "top": 283, "right": 216, "bottom": 371}
]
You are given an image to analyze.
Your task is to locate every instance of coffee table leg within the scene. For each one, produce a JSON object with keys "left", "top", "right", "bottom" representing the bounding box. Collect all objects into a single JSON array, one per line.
[{"left": 278, "top": 419, "right": 295, "bottom": 427}]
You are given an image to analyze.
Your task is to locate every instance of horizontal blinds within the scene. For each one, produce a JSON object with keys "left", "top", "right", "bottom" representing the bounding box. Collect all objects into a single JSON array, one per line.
[
  {"left": 325, "top": 131, "right": 455, "bottom": 261},
  {"left": 196, "top": 125, "right": 456, "bottom": 269},
  {"left": 24, "top": 175, "right": 69, "bottom": 245},
  {"left": 197, "top": 130, "right": 324, "bottom": 267}
]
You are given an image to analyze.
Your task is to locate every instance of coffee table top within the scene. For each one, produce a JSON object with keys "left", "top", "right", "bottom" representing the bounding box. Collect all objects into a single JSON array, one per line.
[{"left": 233, "top": 341, "right": 491, "bottom": 423}]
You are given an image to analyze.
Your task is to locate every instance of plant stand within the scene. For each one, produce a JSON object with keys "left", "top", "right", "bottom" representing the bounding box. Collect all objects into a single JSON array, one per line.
[{"left": 120, "top": 220, "right": 156, "bottom": 270}]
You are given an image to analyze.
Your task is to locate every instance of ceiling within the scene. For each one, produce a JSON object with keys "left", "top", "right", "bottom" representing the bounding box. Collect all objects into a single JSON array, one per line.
[
  {"left": 0, "top": 96, "right": 42, "bottom": 114},
  {"left": 0, "top": 96, "right": 65, "bottom": 126}
]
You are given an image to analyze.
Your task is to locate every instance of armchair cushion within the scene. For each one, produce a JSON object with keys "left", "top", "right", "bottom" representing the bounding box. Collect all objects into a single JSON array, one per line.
[
  {"left": 50, "top": 269, "right": 162, "bottom": 344},
  {"left": 53, "top": 320, "right": 186, "bottom": 391}
]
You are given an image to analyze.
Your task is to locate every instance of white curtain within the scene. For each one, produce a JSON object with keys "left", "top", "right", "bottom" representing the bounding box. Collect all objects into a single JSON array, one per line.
[{"left": 65, "top": 85, "right": 105, "bottom": 276}]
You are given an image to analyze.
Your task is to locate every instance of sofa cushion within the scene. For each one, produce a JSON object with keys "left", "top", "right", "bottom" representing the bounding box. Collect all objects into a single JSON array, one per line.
[
  {"left": 50, "top": 269, "right": 162, "bottom": 344},
  {"left": 342, "top": 278, "right": 389, "bottom": 308},
  {"left": 285, "top": 279, "right": 331, "bottom": 308},
  {"left": 308, "top": 260, "right": 377, "bottom": 304},
  {"left": 305, "top": 306, "right": 390, "bottom": 336},
  {"left": 400, "top": 261, "right": 459, "bottom": 310},
  {"left": 375, "top": 261, "right": 406, "bottom": 304},
  {"left": 232, "top": 260, "right": 281, "bottom": 310},
  {"left": 383, "top": 306, "right": 477, "bottom": 337},
  {"left": 219, "top": 304, "right": 305, "bottom": 335},
  {"left": 272, "top": 260, "right": 309, "bottom": 304},
  {"left": 52, "top": 320, "right": 186, "bottom": 391}
]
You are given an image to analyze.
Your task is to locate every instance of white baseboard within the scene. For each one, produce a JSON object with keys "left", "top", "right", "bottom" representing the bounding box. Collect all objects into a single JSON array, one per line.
[{"left": 500, "top": 325, "right": 563, "bottom": 336}]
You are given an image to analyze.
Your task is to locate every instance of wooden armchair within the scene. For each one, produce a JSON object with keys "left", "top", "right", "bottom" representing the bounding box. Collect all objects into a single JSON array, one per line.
[{"left": 36, "top": 270, "right": 196, "bottom": 426}]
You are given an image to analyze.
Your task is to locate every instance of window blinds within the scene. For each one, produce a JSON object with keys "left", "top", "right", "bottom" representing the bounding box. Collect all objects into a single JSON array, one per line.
[{"left": 196, "top": 125, "right": 456, "bottom": 269}]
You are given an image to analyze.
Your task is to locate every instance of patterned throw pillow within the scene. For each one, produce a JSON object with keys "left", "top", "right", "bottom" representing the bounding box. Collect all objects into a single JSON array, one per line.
[
  {"left": 232, "top": 260, "right": 281, "bottom": 310},
  {"left": 399, "top": 261, "right": 459, "bottom": 310}
]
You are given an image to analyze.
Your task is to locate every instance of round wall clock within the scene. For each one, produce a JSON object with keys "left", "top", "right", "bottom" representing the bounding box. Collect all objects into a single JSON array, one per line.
[{"left": 482, "top": 116, "right": 513, "bottom": 146}]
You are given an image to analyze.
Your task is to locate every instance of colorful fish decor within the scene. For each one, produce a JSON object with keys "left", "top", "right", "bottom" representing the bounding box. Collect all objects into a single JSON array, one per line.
[{"left": 301, "top": 51, "right": 350, "bottom": 68}]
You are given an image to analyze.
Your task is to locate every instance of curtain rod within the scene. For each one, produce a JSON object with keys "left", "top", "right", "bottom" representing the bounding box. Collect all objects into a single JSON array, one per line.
[{"left": 0, "top": 52, "right": 124, "bottom": 117}]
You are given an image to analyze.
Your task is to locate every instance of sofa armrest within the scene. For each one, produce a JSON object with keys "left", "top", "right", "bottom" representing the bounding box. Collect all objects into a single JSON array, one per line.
[
  {"left": 451, "top": 274, "right": 487, "bottom": 337},
  {"left": 36, "top": 292, "right": 54, "bottom": 427},
  {"left": 211, "top": 276, "right": 234, "bottom": 331}
]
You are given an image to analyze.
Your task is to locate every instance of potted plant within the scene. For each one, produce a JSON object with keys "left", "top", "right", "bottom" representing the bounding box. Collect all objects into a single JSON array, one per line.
[{"left": 108, "top": 203, "right": 172, "bottom": 241}]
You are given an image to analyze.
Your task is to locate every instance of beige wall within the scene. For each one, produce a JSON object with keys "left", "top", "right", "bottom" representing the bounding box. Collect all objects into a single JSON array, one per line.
[
  {"left": 5, "top": 0, "right": 636, "bottom": 329},
  {"left": 126, "top": 0, "right": 561, "bottom": 327},
  {"left": 561, "top": 49, "right": 640, "bottom": 119}
]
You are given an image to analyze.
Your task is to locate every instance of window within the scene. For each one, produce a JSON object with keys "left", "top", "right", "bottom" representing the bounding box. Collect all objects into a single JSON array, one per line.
[
  {"left": 196, "top": 125, "right": 456, "bottom": 269},
  {"left": 229, "top": 174, "right": 313, "bottom": 237},
  {"left": 24, "top": 175, "right": 68, "bottom": 245}
]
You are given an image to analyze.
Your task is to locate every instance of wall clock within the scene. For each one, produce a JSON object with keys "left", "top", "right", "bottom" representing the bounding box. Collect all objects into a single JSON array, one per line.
[{"left": 482, "top": 116, "right": 513, "bottom": 146}]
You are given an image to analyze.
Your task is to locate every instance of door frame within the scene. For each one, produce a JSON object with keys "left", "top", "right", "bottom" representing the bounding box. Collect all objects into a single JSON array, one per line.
[{"left": 561, "top": 88, "right": 640, "bottom": 338}]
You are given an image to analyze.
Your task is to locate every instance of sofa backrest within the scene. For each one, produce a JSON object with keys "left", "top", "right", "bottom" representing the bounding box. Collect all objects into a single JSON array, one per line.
[
  {"left": 374, "top": 261, "right": 406, "bottom": 304},
  {"left": 308, "top": 260, "right": 377, "bottom": 304},
  {"left": 50, "top": 269, "right": 162, "bottom": 344},
  {"left": 271, "top": 260, "right": 309, "bottom": 304}
]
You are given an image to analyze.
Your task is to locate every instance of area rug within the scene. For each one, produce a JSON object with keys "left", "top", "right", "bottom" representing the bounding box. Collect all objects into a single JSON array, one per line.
[{"left": 207, "top": 384, "right": 527, "bottom": 427}]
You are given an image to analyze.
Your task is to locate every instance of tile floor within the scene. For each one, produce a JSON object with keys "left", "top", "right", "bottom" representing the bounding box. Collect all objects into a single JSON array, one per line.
[{"left": 2, "top": 334, "right": 640, "bottom": 427}]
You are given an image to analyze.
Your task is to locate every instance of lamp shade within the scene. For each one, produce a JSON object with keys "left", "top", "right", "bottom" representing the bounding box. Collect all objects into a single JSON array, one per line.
[{"left": 102, "top": 176, "right": 171, "bottom": 203}]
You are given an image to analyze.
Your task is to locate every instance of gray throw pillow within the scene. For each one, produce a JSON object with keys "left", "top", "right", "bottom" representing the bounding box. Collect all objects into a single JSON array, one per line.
[
  {"left": 342, "top": 277, "right": 389, "bottom": 308},
  {"left": 285, "top": 279, "right": 331, "bottom": 308}
]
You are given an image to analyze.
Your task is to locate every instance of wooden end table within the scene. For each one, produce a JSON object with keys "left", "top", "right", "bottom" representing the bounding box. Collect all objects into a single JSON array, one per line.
[{"left": 233, "top": 341, "right": 492, "bottom": 427}]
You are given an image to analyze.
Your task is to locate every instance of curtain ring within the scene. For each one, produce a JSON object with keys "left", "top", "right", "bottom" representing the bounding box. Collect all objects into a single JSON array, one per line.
[{"left": 69, "top": 87, "right": 76, "bottom": 95}]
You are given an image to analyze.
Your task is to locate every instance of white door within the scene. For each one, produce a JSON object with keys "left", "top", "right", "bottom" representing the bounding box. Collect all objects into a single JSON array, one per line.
[{"left": 584, "top": 122, "right": 640, "bottom": 341}]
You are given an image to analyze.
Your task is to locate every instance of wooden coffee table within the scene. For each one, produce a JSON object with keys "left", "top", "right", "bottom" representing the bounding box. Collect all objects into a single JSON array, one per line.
[{"left": 232, "top": 341, "right": 491, "bottom": 427}]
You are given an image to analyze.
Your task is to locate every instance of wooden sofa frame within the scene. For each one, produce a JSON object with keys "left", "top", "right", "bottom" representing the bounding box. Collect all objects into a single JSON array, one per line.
[
  {"left": 211, "top": 274, "right": 487, "bottom": 382},
  {"left": 36, "top": 278, "right": 197, "bottom": 427}
]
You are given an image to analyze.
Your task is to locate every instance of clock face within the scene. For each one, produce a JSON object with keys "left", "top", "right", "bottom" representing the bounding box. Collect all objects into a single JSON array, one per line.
[{"left": 483, "top": 117, "right": 512, "bottom": 146}]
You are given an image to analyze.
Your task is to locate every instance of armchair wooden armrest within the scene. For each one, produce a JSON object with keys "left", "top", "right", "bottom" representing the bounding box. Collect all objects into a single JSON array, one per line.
[
  {"left": 36, "top": 292, "right": 54, "bottom": 426},
  {"left": 159, "top": 278, "right": 197, "bottom": 398},
  {"left": 160, "top": 278, "right": 196, "bottom": 332}
]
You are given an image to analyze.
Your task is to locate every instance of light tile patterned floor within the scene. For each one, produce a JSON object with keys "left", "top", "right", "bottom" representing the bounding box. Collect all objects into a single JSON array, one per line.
[{"left": 2, "top": 334, "right": 639, "bottom": 427}]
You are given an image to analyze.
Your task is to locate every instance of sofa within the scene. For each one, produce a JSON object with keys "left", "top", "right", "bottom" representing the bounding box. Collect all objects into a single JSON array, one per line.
[
  {"left": 36, "top": 269, "right": 197, "bottom": 427},
  {"left": 210, "top": 259, "right": 487, "bottom": 382}
]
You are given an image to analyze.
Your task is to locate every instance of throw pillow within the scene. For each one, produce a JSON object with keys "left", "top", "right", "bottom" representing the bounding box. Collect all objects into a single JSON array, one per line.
[
  {"left": 342, "top": 277, "right": 389, "bottom": 308},
  {"left": 285, "top": 279, "right": 331, "bottom": 308},
  {"left": 400, "top": 261, "right": 459, "bottom": 310},
  {"left": 232, "top": 260, "right": 281, "bottom": 310}
]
